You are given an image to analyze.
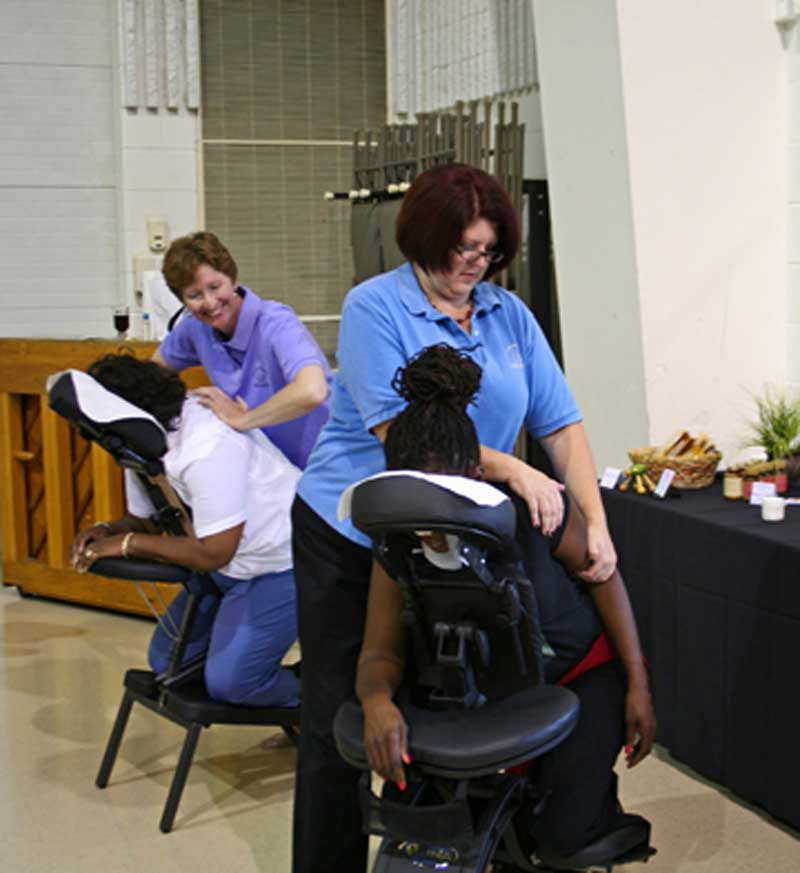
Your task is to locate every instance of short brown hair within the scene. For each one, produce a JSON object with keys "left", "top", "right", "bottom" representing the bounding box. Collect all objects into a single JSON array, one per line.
[
  {"left": 162, "top": 231, "right": 238, "bottom": 300},
  {"left": 395, "top": 163, "right": 519, "bottom": 277}
]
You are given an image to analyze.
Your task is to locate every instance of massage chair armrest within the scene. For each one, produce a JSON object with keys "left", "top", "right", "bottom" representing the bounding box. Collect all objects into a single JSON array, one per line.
[
  {"left": 334, "top": 684, "right": 579, "bottom": 780},
  {"left": 89, "top": 557, "right": 192, "bottom": 584}
]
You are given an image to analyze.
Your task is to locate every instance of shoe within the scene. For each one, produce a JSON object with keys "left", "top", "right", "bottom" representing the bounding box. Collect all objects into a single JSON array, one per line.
[{"left": 532, "top": 814, "right": 653, "bottom": 870}]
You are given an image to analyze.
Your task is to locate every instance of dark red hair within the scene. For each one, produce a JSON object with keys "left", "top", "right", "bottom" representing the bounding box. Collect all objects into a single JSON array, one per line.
[{"left": 395, "top": 163, "right": 519, "bottom": 277}]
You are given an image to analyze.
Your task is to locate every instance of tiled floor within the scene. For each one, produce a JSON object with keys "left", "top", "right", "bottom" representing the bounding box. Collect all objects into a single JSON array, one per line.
[{"left": 1, "top": 584, "right": 797, "bottom": 872}]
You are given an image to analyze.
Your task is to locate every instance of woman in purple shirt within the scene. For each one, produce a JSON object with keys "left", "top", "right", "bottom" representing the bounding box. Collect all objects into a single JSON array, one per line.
[{"left": 153, "top": 231, "right": 331, "bottom": 469}]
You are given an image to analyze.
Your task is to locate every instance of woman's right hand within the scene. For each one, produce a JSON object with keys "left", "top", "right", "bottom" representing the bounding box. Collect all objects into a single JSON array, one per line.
[
  {"left": 192, "top": 386, "right": 251, "bottom": 430},
  {"left": 71, "top": 524, "right": 111, "bottom": 567},
  {"left": 362, "top": 695, "right": 410, "bottom": 789},
  {"left": 506, "top": 460, "right": 565, "bottom": 536}
]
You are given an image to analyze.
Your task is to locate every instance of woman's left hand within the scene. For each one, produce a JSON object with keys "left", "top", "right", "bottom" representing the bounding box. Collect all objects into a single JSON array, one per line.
[
  {"left": 623, "top": 682, "right": 657, "bottom": 768},
  {"left": 578, "top": 521, "right": 618, "bottom": 583},
  {"left": 192, "top": 386, "right": 250, "bottom": 430},
  {"left": 72, "top": 533, "right": 127, "bottom": 574}
]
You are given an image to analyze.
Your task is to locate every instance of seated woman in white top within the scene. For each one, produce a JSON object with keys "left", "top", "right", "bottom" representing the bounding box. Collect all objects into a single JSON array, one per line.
[{"left": 71, "top": 353, "right": 301, "bottom": 707}]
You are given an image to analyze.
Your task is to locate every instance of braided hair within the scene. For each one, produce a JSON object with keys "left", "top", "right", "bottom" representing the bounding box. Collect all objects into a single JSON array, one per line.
[{"left": 385, "top": 344, "right": 482, "bottom": 475}]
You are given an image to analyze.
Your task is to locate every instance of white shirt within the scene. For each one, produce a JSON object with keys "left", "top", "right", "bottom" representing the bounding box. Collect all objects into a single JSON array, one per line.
[{"left": 125, "top": 397, "right": 300, "bottom": 579}]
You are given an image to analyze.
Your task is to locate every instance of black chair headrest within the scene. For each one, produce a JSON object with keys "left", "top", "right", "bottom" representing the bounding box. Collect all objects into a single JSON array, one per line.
[
  {"left": 47, "top": 369, "right": 167, "bottom": 462},
  {"left": 341, "top": 472, "right": 516, "bottom": 550}
]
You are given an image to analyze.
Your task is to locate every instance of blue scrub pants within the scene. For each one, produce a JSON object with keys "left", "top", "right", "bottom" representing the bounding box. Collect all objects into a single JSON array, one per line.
[{"left": 148, "top": 567, "right": 300, "bottom": 708}]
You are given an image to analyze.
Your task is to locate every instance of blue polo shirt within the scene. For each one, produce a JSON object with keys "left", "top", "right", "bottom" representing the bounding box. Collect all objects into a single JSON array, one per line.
[
  {"left": 298, "top": 262, "right": 581, "bottom": 545},
  {"left": 160, "top": 285, "right": 332, "bottom": 469}
]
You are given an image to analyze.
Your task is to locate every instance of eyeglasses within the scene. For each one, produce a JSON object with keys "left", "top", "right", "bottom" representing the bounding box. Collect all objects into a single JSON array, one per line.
[{"left": 454, "top": 243, "right": 503, "bottom": 265}]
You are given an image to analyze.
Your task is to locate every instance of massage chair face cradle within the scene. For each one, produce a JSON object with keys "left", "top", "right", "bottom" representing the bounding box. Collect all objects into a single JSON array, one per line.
[{"left": 334, "top": 475, "right": 654, "bottom": 873}]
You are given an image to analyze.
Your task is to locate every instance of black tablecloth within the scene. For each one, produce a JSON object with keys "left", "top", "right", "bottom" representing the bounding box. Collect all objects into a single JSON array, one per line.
[{"left": 602, "top": 483, "right": 800, "bottom": 829}]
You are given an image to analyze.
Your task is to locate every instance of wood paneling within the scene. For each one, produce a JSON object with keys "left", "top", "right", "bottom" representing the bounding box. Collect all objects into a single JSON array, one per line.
[{"left": 0, "top": 392, "right": 28, "bottom": 562}]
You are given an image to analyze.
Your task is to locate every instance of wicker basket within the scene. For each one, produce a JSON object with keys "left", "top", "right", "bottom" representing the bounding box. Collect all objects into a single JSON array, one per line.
[{"left": 628, "top": 447, "right": 722, "bottom": 490}]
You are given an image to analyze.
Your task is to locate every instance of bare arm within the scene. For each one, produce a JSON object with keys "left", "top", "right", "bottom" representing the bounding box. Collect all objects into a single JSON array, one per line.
[
  {"left": 192, "top": 364, "right": 329, "bottom": 431},
  {"left": 72, "top": 519, "right": 244, "bottom": 574},
  {"left": 71, "top": 514, "right": 157, "bottom": 564},
  {"left": 356, "top": 560, "right": 409, "bottom": 788},
  {"left": 480, "top": 446, "right": 565, "bottom": 536},
  {"left": 554, "top": 503, "right": 655, "bottom": 764},
  {"left": 540, "top": 421, "right": 617, "bottom": 582},
  {"left": 587, "top": 574, "right": 656, "bottom": 767}
]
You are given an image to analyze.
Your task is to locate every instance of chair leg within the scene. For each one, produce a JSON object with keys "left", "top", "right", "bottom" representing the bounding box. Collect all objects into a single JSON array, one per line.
[
  {"left": 159, "top": 722, "right": 203, "bottom": 833},
  {"left": 96, "top": 690, "right": 135, "bottom": 789},
  {"left": 281, "top": 724, "right": 299, "bottom": 746}
]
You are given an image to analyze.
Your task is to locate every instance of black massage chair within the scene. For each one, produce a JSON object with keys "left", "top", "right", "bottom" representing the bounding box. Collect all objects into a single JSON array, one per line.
[
  {"left": 333, "top": 472, "right": 656, "bottom": 872},
  {"left": 47, "top": 368, "right": 300, "bottom": 833}
]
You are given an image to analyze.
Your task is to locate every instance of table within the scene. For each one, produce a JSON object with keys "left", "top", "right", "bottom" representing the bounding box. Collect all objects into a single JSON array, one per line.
[{"left": 602, "top": 483, "right": 800, "bottom": 831}]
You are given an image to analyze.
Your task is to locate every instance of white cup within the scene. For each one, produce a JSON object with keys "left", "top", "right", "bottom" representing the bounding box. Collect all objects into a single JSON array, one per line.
[{"left": 761, "top": 496, "right": 786, "bottom": 522}]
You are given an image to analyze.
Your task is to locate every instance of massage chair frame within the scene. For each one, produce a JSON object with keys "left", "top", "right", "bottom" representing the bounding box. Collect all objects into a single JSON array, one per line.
[
  {"left": 47, "top": 369, "right": 300, "bottom": 833},
  {"left": 333, "top": 474, "right": 655, "bottom": 873}
]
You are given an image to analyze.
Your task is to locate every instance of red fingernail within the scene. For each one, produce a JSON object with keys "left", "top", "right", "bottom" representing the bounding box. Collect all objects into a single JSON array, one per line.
[
  {"left": 625, "top": 744, "right": 633, "bottom": 755},
  {"left": 398, "top": 781, "right": 406, "bottom": 791},
  {"left": 402, "top": 752, "right": 412, "bottom": 765}
]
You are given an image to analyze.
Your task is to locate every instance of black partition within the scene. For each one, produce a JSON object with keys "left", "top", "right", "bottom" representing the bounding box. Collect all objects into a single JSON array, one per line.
[{"left": 522, "top": 179, "right": 560, "bottom": 475}]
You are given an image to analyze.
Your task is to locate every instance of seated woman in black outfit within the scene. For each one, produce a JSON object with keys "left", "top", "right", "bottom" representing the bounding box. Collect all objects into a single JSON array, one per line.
[{"left": 355, "top": 344, "right": 656, "bottom": 860}]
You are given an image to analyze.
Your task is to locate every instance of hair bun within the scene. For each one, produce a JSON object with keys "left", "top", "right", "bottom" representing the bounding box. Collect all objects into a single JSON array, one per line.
[{"left": 391, "top": 344, "right": 481, "bottom": 410}]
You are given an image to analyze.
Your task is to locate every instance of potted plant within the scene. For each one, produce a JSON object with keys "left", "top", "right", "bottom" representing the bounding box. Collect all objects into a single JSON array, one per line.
[{"left": 743, "top": 387, "right": 800, "bottom": 493}]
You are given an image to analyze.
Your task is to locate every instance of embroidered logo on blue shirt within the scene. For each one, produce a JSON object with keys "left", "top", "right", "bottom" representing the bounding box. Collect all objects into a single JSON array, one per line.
[{"left": 506, "top": 343, "right": 524, "bottom": 368}]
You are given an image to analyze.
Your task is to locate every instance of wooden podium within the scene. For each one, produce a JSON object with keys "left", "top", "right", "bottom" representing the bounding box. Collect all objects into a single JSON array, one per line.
[{"left": 0, "top": 339, "right": 208, "bottom": 616}]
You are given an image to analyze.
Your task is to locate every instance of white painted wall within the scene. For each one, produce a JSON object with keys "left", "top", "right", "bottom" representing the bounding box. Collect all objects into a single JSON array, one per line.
[
  {"left": 116, "top": 3, "right": 200, "bottom": 308},
  {"left": 534, "top": 0, "right": 787, "bottom": 468},
  {"left": 787, "top": 19, "right": 800, "bottom": 393},
  {"left": 0, "top": 0, "right": 200, "bottom": 340},
  {"left": 616, "top": 0, "right": 786, "bottom": 461},
  {"left": 532, "top": 0, "right": 649, "bottom": 469},
  {"left": 0, "top": 0, "right": 119, "bottom": 338},
  {"left": 118, "top": 108, "right": 199, "bottom": 305}
]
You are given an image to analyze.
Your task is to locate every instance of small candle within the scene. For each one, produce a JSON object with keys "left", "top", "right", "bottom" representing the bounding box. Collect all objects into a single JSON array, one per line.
[
  {"left": 761, "top": 496, "right": 785, "bottom": 522},
  {"left": 723, "top": 473, "right": 744, "bottom": 499}
]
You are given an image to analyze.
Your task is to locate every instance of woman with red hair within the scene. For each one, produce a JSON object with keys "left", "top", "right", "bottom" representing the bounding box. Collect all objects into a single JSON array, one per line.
[{"left": 291, "top": 163, "right": 624, "bottom": 873}]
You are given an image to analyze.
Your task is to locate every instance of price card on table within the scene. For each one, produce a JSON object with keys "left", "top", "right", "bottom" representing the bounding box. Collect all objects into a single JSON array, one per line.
[
  {"left": 653, "top": 469, "right": 675, "bottom": 498},
  {"left": 600, "top": 467, "right": 622, "bottom": 489},
  {"left": 749, "top": 481, "right": 777, "bottom": 506}
]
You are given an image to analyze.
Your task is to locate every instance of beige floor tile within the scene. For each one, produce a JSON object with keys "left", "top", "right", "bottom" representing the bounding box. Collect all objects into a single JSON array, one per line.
[{"left": 2, "top": 584, "right": 798, "bottom": 873}]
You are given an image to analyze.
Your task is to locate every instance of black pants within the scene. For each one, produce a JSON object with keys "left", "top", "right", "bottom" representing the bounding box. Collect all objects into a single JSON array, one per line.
[
  {"left": 291, "top": 497, "right": 373, "bottom": 873},
  {"left": 529, "top": 659, "right": 628, "bottom": 855}
]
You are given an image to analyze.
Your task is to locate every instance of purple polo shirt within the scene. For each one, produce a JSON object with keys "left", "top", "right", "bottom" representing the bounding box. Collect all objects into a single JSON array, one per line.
[{"left": 160, "top": 285, "right": 331, "bottom": 469}]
